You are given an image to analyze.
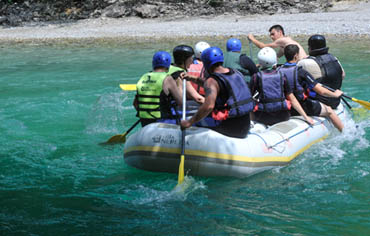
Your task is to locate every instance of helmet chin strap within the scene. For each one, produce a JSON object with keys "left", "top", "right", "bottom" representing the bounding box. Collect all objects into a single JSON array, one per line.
[{"left": 309, "top": 47, "right": 329, "bottom": 56}]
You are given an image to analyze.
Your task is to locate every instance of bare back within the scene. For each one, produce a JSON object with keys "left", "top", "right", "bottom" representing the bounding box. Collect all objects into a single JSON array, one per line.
[{"left": 275, "top": 36, "right": 308, "bottom": 60}]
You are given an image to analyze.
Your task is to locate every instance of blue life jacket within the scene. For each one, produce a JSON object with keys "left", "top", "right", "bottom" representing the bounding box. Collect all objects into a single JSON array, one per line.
[
  {"left": 212, "top": 68, "right": 254, "bottom": 118},
  {"left": 256, "top": 70, "right": 289, "bottom": 112},
  {"left": 278, "top": 63, "right": 305, "bottom": 101},
  {"left": 197, "top": 69, "right": 253, "bottom": 128}
]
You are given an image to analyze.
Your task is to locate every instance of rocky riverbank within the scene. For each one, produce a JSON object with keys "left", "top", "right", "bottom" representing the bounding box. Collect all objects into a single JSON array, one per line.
[
  {"left": 0, "top": 0, "right": 369, "bottom": 41},
  {"left": 0, "top": 0, "right": 340, "bottom": 27}
]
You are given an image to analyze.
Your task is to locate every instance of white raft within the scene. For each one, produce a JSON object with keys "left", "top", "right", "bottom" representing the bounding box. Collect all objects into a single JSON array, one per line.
[{"left": 124, "top": 103, "right": 347, "bottom": 178}]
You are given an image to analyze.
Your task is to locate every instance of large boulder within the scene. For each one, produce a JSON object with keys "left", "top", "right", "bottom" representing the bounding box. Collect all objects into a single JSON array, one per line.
[{"left": 133, "top": 4, "right": 160, "bottom": 18}]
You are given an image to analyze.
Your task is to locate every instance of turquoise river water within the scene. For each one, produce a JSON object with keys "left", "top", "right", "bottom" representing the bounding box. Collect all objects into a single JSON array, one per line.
[{"left": 0, "top": 38, "right": 369, "bottom": 235}]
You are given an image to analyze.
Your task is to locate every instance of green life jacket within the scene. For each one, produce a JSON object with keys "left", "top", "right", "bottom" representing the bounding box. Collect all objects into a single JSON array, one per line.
[
  {"left": 224, "top": 52, "right": 250, "bottom": 77},
  {"left": 168, "top": 65, "right": 185, "bottom": 79},
  {"left": 136, "top": 72, "right": 168, "bottom": 119}
]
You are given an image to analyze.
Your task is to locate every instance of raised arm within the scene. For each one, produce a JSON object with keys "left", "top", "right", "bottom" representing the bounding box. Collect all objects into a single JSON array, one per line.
[{"left": 248, "top": 34, "right": 279, "bottom": 49}]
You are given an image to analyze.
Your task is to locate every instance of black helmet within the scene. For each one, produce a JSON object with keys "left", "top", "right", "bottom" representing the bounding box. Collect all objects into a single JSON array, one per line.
[
  {"left": 173, "top": 45, "right": 194, "bottom": 65},
  {"left": 308, "top": 34, "right": 326, "bottom": 51}
]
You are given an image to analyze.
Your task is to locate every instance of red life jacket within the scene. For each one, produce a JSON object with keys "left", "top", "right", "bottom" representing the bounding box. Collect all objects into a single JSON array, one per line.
[{"left": 188, "top": 62, "right": 205, "bottom": 95}]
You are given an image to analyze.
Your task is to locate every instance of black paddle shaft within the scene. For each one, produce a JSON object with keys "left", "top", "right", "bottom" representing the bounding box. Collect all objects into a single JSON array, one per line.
[{"left": 126, "top": 120, "right": 141, "bottom": 134}]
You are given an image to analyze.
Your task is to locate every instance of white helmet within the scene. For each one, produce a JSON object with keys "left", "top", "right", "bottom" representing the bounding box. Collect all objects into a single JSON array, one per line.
[
  {"left": 194, "top": 41, "right": 211, "bottom": 59},
  {"left": 257, "top": 47, "right": 277, "bottom": 69}
]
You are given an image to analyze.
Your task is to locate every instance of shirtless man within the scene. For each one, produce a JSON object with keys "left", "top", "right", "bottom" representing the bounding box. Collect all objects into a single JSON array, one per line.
[{"left": 248, "top": 24, "right": 307, "bottom": 60}]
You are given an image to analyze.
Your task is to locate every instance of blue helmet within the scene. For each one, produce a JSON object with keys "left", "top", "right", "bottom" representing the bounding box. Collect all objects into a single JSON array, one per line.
[
  {"left": 226, "top": 38, "right": 242, "bottom": 52},
  {"left": 201, "top": 47, "right": 224, "bottom": 71},
  {"left": 152, "top": 51, "right": 171, "bottom": 69}
]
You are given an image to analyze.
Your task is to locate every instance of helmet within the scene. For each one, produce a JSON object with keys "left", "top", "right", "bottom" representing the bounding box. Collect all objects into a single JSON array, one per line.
[
  {"left": 152, "top": 51, "right": 171, "bottom": 69},
  {"left": 257, "top": 47, "right": 277, "bottom": 69},
  {"left": 201, "top": 47, "right": 224, "bottom": 71},
  {"left": 173, "top": 45, "right": 194, "bottom": 65},
  {"left": 226, "top": 38, "right": 242, "bottom": 52},
  {"left": 308, "top": 34, "right": 326, "bottom": 51},
  {"left": 194, "top": 41, "right": 210, "bottom": 59}
]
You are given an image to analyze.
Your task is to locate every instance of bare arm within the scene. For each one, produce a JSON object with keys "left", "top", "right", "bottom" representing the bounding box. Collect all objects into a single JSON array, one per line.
[
  {"left": 164, "top": 76, "right": 183, "bottom": 107},
  {"left": 337, "top": 59, "right": 346, "bottom": 79},
  {"left": 180, "top": 78, "right": 219, "bottom": 128},
  {"left": 287, "top": 93, "right": 314, "bottom": 125},
  {"left": 185, "top": 73, "right": 205, "bottom": 86},
  {"left": 186, "top": 81, "right": 205, "bottom": 104},
  {"left": 248, "top": 34, "right": 279, "bottom": 49},
  {"left": 313, "top": 83, "right": 343, "bottom": 98},
  {"left": 176, "top": 77, "right": 183, "bottom": 97},
  {"left": 182, "top": 72, "right": 205, "bottom": 103}
]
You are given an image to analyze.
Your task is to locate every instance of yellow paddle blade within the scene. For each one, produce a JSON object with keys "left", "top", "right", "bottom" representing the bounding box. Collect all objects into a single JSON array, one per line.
[
  {"left": 101, "top": 132, "right": 127, "bottom": 145},
  {"left": 352, "top": 97, "right": 370, "bottom": 110},
  {"left": 177, "top": 155, "right": 185, "bottom": 185},
  {"left": 119, "top": 84, "right": 136, "bottom": 91}
]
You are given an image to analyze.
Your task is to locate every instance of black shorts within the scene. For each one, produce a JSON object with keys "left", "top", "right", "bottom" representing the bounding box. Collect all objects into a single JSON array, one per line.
[
  {"left": 291, "top": 99, "right": 322, "bottom": 116},
  {"left": 211, "top": 114, "right": 251, "bottom": 138},
  {"left": 253, "top": 110, "right": 290, "bottom": 126}
]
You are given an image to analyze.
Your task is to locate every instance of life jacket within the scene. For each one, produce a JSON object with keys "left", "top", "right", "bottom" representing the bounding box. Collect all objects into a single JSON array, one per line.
[
  {"left": 308, "top": 52, "right": 342, "bottom": 90},
  {"left": 278, "top": 63, "right": 306, "bottom": 101},
  {"left": 223, "top": 51, "right": 250, "bottom": 76},
  {"left": 308, "top": 50, "right": 343, "bottom": 108},
  {"left": 188, "top": 62, "right": 206, "bottom": 95},
  {"left": 255, "top": 70, "right": 290, "bottom": 112},
  {"left": 136, "top": 72, "right": 175, "bottom": 120},
  {"left": 211, "top": 68, "right": 254, "bottom": 119},
  {"left": 168, "top": 65, "right": 184, "bottom": 77}
]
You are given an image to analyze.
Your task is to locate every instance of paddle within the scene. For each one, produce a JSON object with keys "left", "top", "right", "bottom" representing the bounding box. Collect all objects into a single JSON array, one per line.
[
  {"left": 100, "top": 120, "right": 140, "bottom": 145},
  {"left": 248, "top": 38, "right": 253, "bottom": 61},
  {"left": 322, "top": 85, "right": 370, "bottom": 110},
  {"left": 120, "top": 84, "right": 136, "bottom": 91},
  {"left": 341, "top": 96, "right": 352, "bottom": 110},
  {"left": 177, "top": 78, "right": 187, "bottom": 185},
  {"left": 344, "top": 95, "right": 370, "bottom": 110}
]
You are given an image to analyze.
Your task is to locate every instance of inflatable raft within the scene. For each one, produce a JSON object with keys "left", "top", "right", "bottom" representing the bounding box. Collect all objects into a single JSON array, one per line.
[{"left": 124, "top": 103, "right": 347, "bottom": 178}]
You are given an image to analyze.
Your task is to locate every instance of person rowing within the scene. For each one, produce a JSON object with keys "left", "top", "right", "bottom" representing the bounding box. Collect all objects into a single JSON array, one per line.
[
  {"left": 298, "top": 34, "right": 345, "bottom": 109},
  {"left": 181, "top": 47, "right": 254, "bottom": 138},
  {"left": 133, "top": 51, "right": 183, "bottom": 127},
  {"left": 279, "top": 44, "right": 343, "bottom": 132},
  {"left": 249, "top": 47, "right": 313, "bottom": 126}
]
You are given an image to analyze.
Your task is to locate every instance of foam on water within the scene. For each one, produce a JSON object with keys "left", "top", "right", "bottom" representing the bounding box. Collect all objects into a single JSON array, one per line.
[
  {"left": 306, "top": 111, "right": 369, "bottom": 164},
  {"left": 85, "top": 91, "right": 132, "bottom": 134}
]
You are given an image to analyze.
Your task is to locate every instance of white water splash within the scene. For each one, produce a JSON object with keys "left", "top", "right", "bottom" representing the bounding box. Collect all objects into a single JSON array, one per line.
[
  {"left": 85, "top": 91, "right": 132, "bottom": 134},
  {"left": 310, "top": 113, "right": 369, "bottom": 165},
  {"left": 122, "top": 176, "right": 207, "bottom": 205}
]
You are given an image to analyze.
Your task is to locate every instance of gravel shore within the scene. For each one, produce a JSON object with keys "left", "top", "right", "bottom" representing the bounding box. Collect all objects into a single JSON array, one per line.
[{"left": 0, "top": 1, "right": 369, "bottom": 41}]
